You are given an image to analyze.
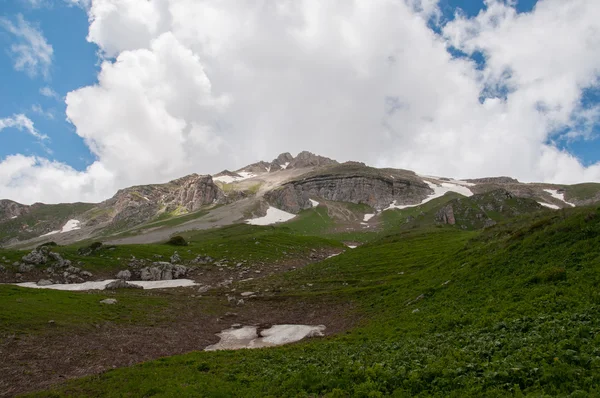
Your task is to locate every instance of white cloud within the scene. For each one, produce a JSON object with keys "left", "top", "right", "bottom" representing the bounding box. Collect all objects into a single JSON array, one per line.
[
  {"left": 2, "top": 0, "right": 600, "bottom": 205},
  {"left": 0, "top": 114, "right": 48, "bottom": 140},
  {"left": 40, "top": 86, "right": 60, "bottom": 99},
  {"left": 0, "top": 14, "right": 53, "bottom": 78},
  {"left": 31, "top": 104, "right": 55, "bottom": 119}
]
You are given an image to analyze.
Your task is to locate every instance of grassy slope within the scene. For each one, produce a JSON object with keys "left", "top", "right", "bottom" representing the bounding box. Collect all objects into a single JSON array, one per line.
[
  {"left": 29, "top": 206, "right": 600, "bottom": 397},
  {"left": 0, "top": 203, "right": 95, "bottom": 243},
  {"left": 0, "top": 224, "right": 343, "bottom": 277},
  {"left": 0, "top": 286, "right": 170, "bottom": 336}
]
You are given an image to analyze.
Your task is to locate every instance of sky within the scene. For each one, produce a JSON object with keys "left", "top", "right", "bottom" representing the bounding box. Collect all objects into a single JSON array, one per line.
[{"left": 1, "top": 0, "right": 600, "bottom": 205}]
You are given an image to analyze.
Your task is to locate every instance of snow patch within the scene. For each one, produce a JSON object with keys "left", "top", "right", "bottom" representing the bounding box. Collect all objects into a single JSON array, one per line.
[
  {"left": 246, "top": 206, "right": 296, "bottom": 225},
  {"left": 205, "top": 324, "right": 326, "bottom": 351},
  {"left": 363, "top": 213, "right": 375, "bottom": 222},
  {"left": 346, "top": 244, "right": 357, "bottom": 249},
  {"left": 538, "top": 202, "right": 560, "bottom": 210},
  {"left": 10, "top": 216, "right": 17, "bottom": 219},
  {"left": 61, "top": 219, "right": 81, "bottom": 233},
  {"left": 544, "top": 189, "right": 575, "bottom": 207},
  {"left": 280, "top": 162, "right": 290, "bottom": 169},
  {"left": 309, "top": 199, "right": 319, "bottom": 207},
  {"left": 13, "top": 279, "right": 197, "bottom": 291},
  {"left": 385, "top": 181, "right": 473, "bottom": 211},
  {"left": 40, "top": 230, "right": 60, "bottom": 237},
  {"left": 214, "top": 172, "right": 257, "bottom": 183}
]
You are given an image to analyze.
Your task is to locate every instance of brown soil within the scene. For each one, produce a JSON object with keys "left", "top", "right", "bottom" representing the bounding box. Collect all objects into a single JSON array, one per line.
[{"left": 0, "top": 253, "right": 359, "bottom": 397}]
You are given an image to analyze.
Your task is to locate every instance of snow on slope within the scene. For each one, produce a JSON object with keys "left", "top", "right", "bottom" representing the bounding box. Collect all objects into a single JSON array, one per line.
[
  {"left": 363, "top": 213, "right": 375, "bottom": 222},
  {"left": 309, "top": 199, "right": 319, "bottom": 207},
  {"left": 13, "top": 279, "right": 197, "bottom": 291},
  {"left": 544, "top": 189, "right": 575, "bottom": 207},
  {"left": 40, "top": 219, "right": 81, "bottom": 237},
  {"left": 213, "top": 172, "right": 258, "bottom": 183},
  {"left": 205, "top": 324, "right": 326, "bottom": 351},
  {"left": 539, "top": 202, "right": 560, "bottom": 210},
  {"left": 246, "top": 206, "right": 296, "bottom": 225},
  {"left": 385, "top": 180, "right": 473, "bottom": 211}
]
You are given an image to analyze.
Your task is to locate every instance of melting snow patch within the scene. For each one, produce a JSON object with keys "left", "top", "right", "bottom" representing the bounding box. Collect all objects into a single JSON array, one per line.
[
  {"left": 539, "top": 202, "right": 560, "bottom": 210},
  {"left": 61, "top": 219, "right": 81, "bottom": 233},
  {"left": 205, "top": 324, "right": 326, "bottom": 351},
  {"left": 214, "top": 172, "right": 258, "bottom": 183},
  {"left": 12, "top": 279, "right": 197, "bottom": 291},
  {"left": 363, "top": 213, "right": 375, "bottom": 222},
  {"left": 41, "top": 230, "right": 60, "bottom": 237},
  {"left": 10, "top": 216, "right": 17, "bottom": 219},
  {"left": 246, "top": 206, "right": 296, "bottom": 225},
  {"left": 309, "top": 199, "right": 319, "bottom": 207},
  {"left": 280, "top": 162, "right": 290, "bottom": 169},
  {"left": 40, "top": 219, "right": 81, "bottom": 237},
  {"left": 385, "top": 181, "right": 473, "bottom": 211},
  {"left": 544, "top": 189, "right": 575, "bottom": 207}
]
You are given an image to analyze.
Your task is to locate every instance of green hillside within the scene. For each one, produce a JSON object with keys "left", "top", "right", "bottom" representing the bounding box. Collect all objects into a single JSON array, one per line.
[{"left": 13, "top": 204, "right": 599, "bottom": 397}]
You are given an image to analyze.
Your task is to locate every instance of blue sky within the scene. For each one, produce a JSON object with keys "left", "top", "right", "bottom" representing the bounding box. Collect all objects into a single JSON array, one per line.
[
  {"left": 1, "top": 0, "right": 600, "bottom": 204},
  {"left": 0, "top": 0, "right": 97, "bottom": 171}
]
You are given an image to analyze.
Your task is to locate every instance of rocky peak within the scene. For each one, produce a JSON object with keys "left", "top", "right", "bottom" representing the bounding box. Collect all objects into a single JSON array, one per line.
[
  {"left": 269, "top": 152, "right": 294, "bottom": 170},
  {"left": 0, "top": 200, "right": 29, "bottom": 221},
  {"left": 287, "top": 151, "right": 338, "bottom": 169}
]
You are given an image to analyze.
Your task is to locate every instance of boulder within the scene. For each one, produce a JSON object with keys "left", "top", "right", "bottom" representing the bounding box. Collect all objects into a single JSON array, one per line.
[
  {"left": 100, "top": 298, "right": 118, "bottom": 304},
  {"left": 36, "top": 279, "right": 53, "bottom": 286},
  {"left": 105, "top": 279, "right": 142, "bottom": 290},
  {"left": 140, "top": 267, "right": 162, "bottom": 281},
  {"left": 80, "top": 271, "right": 93, "bottom": 278},
  {"left": 116, "top": 270, "right": 131, "bottom": 280},
  {"left": 18, "top": 263, "right": 35, "bottom": 273},
  {"left": 21, "top": 249, "right": 47, "bottom": 265},
  {"left": 170, "top": 251, "right": 181, "bottom": 264}
]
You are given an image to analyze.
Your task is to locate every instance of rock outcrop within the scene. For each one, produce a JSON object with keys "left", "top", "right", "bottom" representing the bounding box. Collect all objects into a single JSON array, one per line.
[
  {"left": 265, "top": 166, "right": 432, "bottom": 212},
  {"left": 92, "top": 174, "right": 225, "bottom": 229},
  {"left": 139, "top": 262, "right": 188, "bottom": 281},
  {"left": 435, "top": 189, "right": 544, "bottom": 229},
  {"left": 0, "top": 200, "right": 29, "bottom": 222}
]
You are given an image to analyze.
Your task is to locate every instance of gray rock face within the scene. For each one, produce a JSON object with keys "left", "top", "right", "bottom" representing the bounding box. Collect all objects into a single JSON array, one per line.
[
  {"left": 18, "top": 263, "right": 35, "bottom": 273},
  {"left": 170, "top": 251, "right": 181, "bottom": 264},
  {"left": 95, "top": 174, "right": 225, "bottom": 230},
  {"left": 269, "top": 152, "right": 294, "bottom": 170},
  {"left": 105, "top": 279, "right": 142, "bottom": 290},
  {"left": 287, "top": 151, "right": 338, "bottom": 169},
  {"left": 0, "top": 199, "right": 29, "bottom": 221},
  {"left": 139, "top": 262, "right": 188, "bottom": 281},
  {"left": 116, "top": 270, "right": 132, "bottom": 280},
  {"left": 265, "top": 173, "right": 432, "bottom": 212},
  {"left": 22, "top": 249, "right": 47, "bottom": 265}
]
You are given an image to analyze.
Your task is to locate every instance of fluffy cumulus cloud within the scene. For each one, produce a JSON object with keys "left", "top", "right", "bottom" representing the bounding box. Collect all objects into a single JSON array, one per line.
[
  {"left": 2, "top": 0, "right": 600, "bottom": 204},
  {"left": 0, "top": 14, "right": 53, "bottom": 78}
]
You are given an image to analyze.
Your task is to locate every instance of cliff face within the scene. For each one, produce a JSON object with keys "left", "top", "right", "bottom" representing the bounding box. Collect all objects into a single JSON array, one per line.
[
  {"left": 0, "top": 200, "right": 30, "bottom": 221},
  {"left": 95, "top": 174, "right": 225, "bottom": 228},
  {"left": 265, "top": 172, "right": 432, "bottom": 213}
]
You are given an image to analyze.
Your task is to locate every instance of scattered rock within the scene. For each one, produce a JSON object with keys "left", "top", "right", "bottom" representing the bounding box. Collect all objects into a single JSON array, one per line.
[
  {"left": 80, "top": 271, "right": 93, "bottom": 278},
  {"left": 22, "top": 249, "right": 47, "bottom": 265},
  {"left": 105, "top": 279, "right": 142, "bottom": 290},
  {"left": 197, "top": 285, "right": 211, "bottom": 294},
  {"left": 116, "top": 270, "right": 132, "bottom": 280},
  {"left": 170, "top": 251, "right": 181, "bottom": 264},
  {"left": 18, "top": 263, "right": 35, "bottom": 273},
  {"left": 240, "top": 291, "right": 255, "bottom": 297},
  {"left": 100, "top": 298, "right": 118, "bottom": 305}
]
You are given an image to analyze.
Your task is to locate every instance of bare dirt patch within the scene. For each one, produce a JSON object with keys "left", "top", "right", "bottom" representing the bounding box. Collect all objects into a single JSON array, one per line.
[{"left": 0, "top": 263, "right": 358, "bottom": 397}]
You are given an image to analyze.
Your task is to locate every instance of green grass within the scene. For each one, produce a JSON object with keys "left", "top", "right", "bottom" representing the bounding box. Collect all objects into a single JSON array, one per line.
[
  {"left": 0, "top": 286, "right": 170, "bottom": 336},
  {"left": 18, "top": 206, "right": 600, "bottom": 397},
  {"left": 565, "top": 183, "right": 600, "bottom": 201}
]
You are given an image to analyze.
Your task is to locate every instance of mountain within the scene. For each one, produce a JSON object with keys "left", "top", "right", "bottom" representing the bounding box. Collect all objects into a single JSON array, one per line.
[{"left": 1, "top": 150, "right": 599, "bottom": 248}]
